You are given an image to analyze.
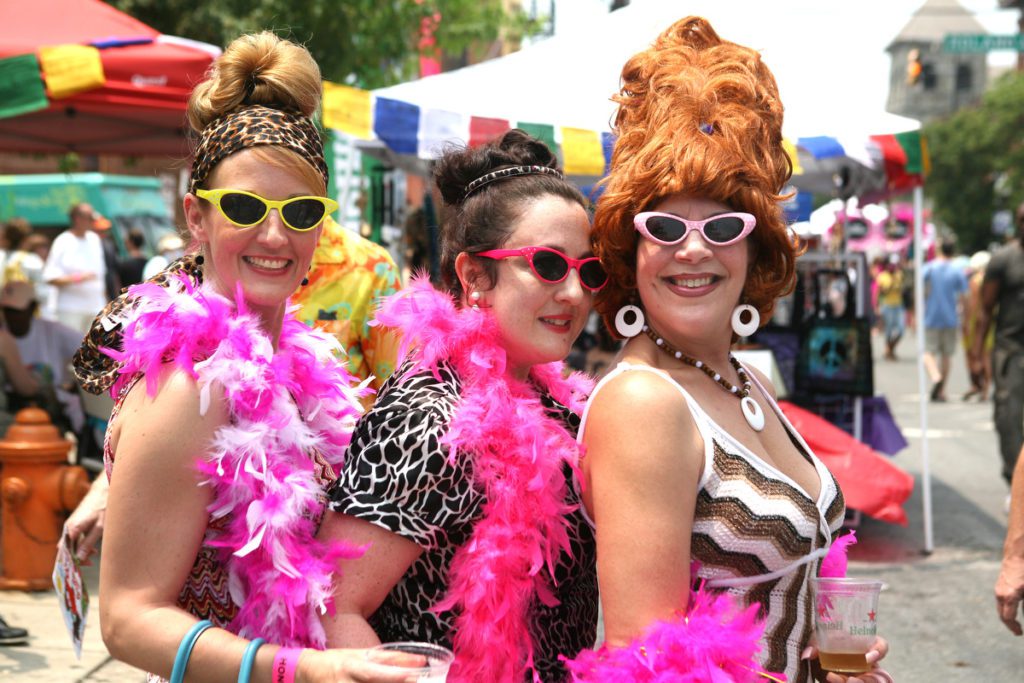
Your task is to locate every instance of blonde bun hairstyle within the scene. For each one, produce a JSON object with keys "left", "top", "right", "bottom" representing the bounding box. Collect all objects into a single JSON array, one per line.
[{"left": 187, "top": 31, "right": 322, "bottom": 134}]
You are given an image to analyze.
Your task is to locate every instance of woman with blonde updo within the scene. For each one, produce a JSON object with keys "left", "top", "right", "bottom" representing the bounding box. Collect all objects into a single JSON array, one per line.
[
  {"left": 569, "top": 17, "right": 892, "bottom": 683},
  {"left": 87, "top": 32, "right": 410, "bottom": 683}
]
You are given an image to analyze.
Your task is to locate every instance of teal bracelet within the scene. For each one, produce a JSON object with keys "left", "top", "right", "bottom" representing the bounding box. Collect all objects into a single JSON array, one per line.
[
  {"left": 237, "top": 637, "right": 266, "bottom": 683},
  {"left": 170, "top": 620, "right": 213, "bottom": 683}
]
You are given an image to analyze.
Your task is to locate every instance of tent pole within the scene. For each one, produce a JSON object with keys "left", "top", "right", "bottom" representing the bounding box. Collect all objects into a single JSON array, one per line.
[{"left": 913, "top": 184, "right": 934, "bottom": 554}]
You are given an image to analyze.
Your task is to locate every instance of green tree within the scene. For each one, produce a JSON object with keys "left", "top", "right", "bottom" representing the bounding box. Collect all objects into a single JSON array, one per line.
[
  {"left": 924, "top": 71, "right": 1024, "bottom": 251},
  {"left": 109, "top": 0, "right": 538, "bottom": 88}
]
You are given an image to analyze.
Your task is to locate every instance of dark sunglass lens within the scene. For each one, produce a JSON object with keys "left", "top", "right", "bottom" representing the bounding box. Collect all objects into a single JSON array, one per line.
[
  {"left": 579, "top": 260, "right": 608, "bottom": 289},
  {"left": 219, "top": 193, "right": 267, "bottom": 225},
  {"left": 531, "top": 250, "right": 569, "bottom": 282},
  {"left": 703, "top": 216, "right": 746, "bottom": 244},
  {"left": 645, "top": 215, "right": 688, "bottom": 243},
  {"left": 282, "top": 199, "right": 327, "bottom": 230}
]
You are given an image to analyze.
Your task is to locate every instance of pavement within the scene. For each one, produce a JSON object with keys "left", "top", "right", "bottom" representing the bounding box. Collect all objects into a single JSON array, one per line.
[{"left": 2, "top": 330, "right": 1024, "bottom": 681}]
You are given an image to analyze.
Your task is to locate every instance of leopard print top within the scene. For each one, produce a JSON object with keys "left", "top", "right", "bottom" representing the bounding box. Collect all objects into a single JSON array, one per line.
[
  {"left": 329, "top": 359, "right": 598, "bottom": 682},
  {"left": 73, "top": 254, "right": 203, "bottom": 396}
]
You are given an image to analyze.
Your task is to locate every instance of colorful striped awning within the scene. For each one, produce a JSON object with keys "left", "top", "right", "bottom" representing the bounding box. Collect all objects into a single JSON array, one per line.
[{"left": 329, "top": 79, "right": 926, "bottom": 201}]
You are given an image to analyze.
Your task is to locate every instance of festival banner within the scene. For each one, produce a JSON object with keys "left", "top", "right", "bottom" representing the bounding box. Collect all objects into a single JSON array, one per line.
[
  {"left": 38, "top": 44, "right": 105, "bottom": 99},
  {"left": 322, "top": 82, "right": 373, "bottom": 139}
]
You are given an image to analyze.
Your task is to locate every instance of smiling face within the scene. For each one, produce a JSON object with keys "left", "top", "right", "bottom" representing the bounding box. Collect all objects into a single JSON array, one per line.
[
  {"left": 636, "top": 193, "right": 750, "bottom": 350},
  {"left": 185, "top": 147, "right": 322, "bottom": 324},
  {"left": 467, "top": 195, "right": 594, "bottom": 379}
]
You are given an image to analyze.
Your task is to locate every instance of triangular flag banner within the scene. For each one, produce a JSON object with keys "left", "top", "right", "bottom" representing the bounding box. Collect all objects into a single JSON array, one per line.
[
  {"left": 561, "top": 127, "right": 605, "bottom": 176},
  {"left": 419, "top": 108, "right": 468, "bottom": 159},
  {"left": 374, "top": 97, "right": 420, "bottom": 156},
  {"left": 0, "top": 54, "right": 48, "bottom": 119},
  {"left": 469, "top": 116, "right": 510, "bottom": 147},
  {"left": 38, "top": 44, "right": 105, "bottom": 99},
  {"left": 517, "top": 122, "right": 557, "bottom": 155},
  {"left": 322, "top": 81, "right": 372, "bottom": 139}
]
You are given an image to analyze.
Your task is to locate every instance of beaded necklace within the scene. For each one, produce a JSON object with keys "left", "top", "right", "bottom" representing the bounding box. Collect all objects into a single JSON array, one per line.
[{"left": 642, "top": 324, "right": 765, "bottom": 431}]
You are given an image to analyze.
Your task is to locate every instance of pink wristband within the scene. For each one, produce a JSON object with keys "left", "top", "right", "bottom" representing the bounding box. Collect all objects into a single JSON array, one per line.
[{"left": 272, "top": 647, "right": 302, "bottom": 683}]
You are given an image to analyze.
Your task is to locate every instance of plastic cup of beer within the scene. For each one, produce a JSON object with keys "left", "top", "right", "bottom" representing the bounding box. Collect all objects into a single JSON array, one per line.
[
  {"left": 366, "top": 642, "right": 454, "bottom": 682},
  {"left": 810, "top": 577, "right": 883, "bottom": 674}
]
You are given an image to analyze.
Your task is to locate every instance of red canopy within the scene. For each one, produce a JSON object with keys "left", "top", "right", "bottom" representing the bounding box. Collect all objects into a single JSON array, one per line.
[
  {"left": 0, "top": 0, "right": 217, "bottom": 156},
  {"left": 779, "top": 400, "right": 915, "bottom": 526}
]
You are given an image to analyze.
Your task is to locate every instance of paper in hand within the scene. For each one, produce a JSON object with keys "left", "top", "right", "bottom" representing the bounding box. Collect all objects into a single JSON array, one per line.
[{"left": 52, "top": 529, "right": 89, "bottom": 659}]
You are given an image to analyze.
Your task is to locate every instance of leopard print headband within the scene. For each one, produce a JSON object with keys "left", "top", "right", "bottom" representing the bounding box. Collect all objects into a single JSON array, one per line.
[{"left": 189, "top": 105, "right": 328, "bottom": 195}]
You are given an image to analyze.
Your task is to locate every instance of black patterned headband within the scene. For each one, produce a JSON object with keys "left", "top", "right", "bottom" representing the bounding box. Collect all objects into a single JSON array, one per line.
[{"left": 463, "top": 165, "right": 565, "bottom": 200}]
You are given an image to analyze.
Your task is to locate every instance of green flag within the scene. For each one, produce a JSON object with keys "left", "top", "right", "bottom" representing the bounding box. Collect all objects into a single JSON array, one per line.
[{"left": 0, "top": 54, "right": 48, "bottom": 120}]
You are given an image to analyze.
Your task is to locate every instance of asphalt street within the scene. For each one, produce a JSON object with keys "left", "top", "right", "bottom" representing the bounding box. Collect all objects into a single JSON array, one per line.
[{"left": 844, "top": 333, "right": 1024, "bottom": 680}]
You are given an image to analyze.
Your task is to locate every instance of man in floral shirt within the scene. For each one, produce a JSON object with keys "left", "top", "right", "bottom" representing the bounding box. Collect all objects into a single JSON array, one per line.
[{"left": 293, "top": 216, "right": 402, "bottom": 398}]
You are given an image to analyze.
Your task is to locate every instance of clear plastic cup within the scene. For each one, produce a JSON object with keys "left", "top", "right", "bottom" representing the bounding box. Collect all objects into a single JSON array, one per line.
[
  {"left": 366, "top": 642, "right": 454, "bottom": 682},
  {"left": 810, "top": 577, "right": 883, "bottom": 674}
]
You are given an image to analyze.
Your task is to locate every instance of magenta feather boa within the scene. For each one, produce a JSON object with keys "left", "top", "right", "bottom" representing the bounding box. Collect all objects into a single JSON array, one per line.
[
  {"left": 373, "top": 277, "right": 593, "bottom": 683},
  {"left": 562, "top": 585, "right": 779, "bottom": 682},
  {"left": 105, "top": 277, "right": 369, "bottom": 647}
]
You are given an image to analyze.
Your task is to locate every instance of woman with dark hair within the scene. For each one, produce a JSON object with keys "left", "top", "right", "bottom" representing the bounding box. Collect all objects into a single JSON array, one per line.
[
  {"left": 571, "top": 17, "right": 890, "bottom": 683},
  {"left": 320, "top": 129, "right": 604, "bottom": 682},
  {"left": 82, "top": 31, "right": 412, "bottom": 683}
]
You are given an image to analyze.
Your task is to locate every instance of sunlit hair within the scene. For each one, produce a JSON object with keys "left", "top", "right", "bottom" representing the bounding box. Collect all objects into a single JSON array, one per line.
[
  {"left": 593, "top": 15, "right": 799, "bottom": 336},
  {"left": 187, "top": 31, "right": 321, "bottom": 132}
]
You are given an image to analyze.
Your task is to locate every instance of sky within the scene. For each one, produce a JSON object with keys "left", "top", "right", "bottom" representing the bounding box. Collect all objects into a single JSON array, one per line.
[{"left": 377, "top": 1, "right": 1021, "bottom": 139}]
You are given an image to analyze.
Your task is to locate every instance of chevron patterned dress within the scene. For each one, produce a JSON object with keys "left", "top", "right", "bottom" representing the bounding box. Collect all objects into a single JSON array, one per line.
[{"left": 581, "top": 363, "right": 845, "bottom": 683}]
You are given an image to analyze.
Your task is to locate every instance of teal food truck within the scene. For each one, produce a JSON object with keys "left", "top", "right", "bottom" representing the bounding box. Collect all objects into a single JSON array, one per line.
[{"left": 0, "top": 173, "right": 177, "bottom": 257}]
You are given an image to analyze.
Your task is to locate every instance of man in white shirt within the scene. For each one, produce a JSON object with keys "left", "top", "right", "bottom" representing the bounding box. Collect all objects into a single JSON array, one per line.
[{"left": 43, "top": 203, "right": 108, "bottom": 333}]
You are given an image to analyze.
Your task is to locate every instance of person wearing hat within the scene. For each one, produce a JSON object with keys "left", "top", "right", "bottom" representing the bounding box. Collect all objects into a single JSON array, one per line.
[
  {"left": 0, "top": 280, "right": 82, "bottom": 435},
  {"left": 141, "top": 232, "right": 185, "bottom": 281},
  {"left": 43, "top": 203, "right": 109, "bottom": 333}
]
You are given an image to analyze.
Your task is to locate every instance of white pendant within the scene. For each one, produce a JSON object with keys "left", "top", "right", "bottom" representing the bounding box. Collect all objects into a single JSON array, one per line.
[{"left": 741, "top": 396, "right": 765, "bottom": 431}]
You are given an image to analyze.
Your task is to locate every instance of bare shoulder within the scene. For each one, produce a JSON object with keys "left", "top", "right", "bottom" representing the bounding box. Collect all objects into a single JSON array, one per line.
[
  {"left": 584, "top": 365, "right": 699, "bottom": 475},
  {"left": 587, "top": 366, "right": 689, "bottom": 424},
  {"left": 113, "top": 366, "right": 230, "bottom": 466}
]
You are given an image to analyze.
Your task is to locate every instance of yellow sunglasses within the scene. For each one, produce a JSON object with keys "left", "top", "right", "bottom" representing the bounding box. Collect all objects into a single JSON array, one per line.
[{"left": 196, "top": 188, "right": 338, "bottom": 232}]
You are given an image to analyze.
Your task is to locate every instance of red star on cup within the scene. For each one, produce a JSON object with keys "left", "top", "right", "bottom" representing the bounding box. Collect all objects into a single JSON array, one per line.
[{"left": 868, "top": 610, "right": 876, "bottom": 622}]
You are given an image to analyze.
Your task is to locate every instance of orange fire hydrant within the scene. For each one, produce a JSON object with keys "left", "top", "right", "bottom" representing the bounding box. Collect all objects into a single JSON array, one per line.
[{"left": 0, "top": 407, "right": 90, "bottom": 591}]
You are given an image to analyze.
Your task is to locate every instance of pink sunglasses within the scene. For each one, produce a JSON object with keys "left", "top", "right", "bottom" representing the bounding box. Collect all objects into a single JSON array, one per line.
[
  {"left": 634, "top": 211, "right": 756, "bottom": 246},
  {"left": 476, "top": 246, "right": 608, "bottom": 292}
]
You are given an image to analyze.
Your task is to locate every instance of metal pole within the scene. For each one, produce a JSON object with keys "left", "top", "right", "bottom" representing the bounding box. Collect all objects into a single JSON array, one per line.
[{"left": 913, "top": 184, "right": 934, "bottom": 553}]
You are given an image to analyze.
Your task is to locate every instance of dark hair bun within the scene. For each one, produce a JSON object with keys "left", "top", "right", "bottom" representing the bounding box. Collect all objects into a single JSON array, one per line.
[{"left": 433, "top": 129, "right": 560, "bottom": 206}]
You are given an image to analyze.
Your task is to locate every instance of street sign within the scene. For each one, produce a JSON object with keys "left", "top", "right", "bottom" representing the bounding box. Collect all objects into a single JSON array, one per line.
[{"left": 943, "top": 33, "right": 1024, "bottom": 53}]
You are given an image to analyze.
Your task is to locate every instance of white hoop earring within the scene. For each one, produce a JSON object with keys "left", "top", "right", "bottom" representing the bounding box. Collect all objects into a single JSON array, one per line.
[
  {"left": 470, "top": 291, "right": 481, "bottom": 310},
  {"left": 614, "top": 304, "right": 645, "bottom": 338},
  {"left": 731, "top": 304, "right": 760, "bottom": 337}
]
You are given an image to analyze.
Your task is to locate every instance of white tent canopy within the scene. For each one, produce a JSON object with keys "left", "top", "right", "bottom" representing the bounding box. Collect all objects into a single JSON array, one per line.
[{"left": 374, "top": 0, "right": 929, "bottom": 140}]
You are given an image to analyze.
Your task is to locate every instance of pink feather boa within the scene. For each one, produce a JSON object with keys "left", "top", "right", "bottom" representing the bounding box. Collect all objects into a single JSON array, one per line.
[
  {"left": 561, "top": 532, "right": 856, "bottom": 681},
  {"left": 105, "top": 276, "right": 369, "bottom": 647},
  {"left": 373, "top": 277, "right": 593, "bottom": 683},
  {"left": 562, "top": 585, "right": 780, "bottom": 682}
]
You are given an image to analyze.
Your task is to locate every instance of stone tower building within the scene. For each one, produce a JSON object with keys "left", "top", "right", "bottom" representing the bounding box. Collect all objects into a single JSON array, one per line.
[{"left": 886, "top": 0, "right": 989, "bottom": 122}]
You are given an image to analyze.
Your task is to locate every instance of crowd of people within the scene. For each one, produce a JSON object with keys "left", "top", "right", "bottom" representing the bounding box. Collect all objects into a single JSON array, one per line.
[{"left": 4, "top": 11, "right": 1024, "bottom": 683}]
